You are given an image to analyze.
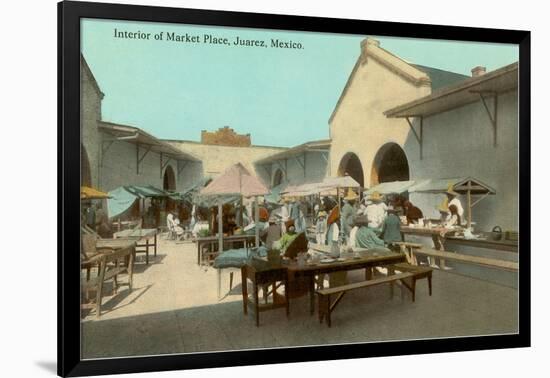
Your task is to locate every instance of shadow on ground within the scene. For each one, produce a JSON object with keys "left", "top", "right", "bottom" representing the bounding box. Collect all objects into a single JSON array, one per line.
[{"left": 82, "top": 270, "right": 518, "bottom": 359}]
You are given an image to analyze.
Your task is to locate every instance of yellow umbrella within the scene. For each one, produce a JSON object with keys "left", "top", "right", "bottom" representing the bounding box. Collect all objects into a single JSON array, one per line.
[{"left": 81, "top": 186, "right": 111, "bottom": 200}]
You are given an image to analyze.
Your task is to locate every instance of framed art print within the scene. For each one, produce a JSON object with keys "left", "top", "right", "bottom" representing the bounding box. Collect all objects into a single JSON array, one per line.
[{"left": 58, "top": 1, "right": 530, "bottom": 376}]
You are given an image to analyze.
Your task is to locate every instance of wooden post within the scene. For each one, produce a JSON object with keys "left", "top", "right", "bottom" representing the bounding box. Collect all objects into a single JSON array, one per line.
[
  {"left": 218, "top": 202, "right": 223, "bottom": 253},
  {"left": 467, "top": 188, "right": 472, "bottom": 229},
  {"left": 337, "top": 187, "right": 342, "bottom": 245},
  {"left": 254, "top": 196, "right": 260, "bottom": 248},
  {"left": 239, "top": 196, "right": 244, "bottom": 227}
]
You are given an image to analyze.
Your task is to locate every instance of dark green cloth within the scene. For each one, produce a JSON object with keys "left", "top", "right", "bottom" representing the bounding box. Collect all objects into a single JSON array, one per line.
[{"left": 381, "top": 214, "right": 402, "bottom": 244}]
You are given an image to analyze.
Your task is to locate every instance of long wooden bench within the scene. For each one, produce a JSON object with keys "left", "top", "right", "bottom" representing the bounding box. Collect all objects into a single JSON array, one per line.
[
  {"left": 413, "top": 247, "right": 519, "bottom": 272},
  {"left": 316, "top": 272, "right": 414, "bottom": 327}
]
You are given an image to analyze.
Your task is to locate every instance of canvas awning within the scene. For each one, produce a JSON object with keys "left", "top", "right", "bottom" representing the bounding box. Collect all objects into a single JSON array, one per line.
[
  {"left": 320, "top": 176, "right": 361, "bottom": 190},
  {"left": 107, "top": 187, "right": 139, "bottom": 219},
  {"left": 408, "top": 177, "right": 495, "bottom": 195},
  {"left": 124, "top": 185, "right": 170, "bottom": 198},
  {"left": 364, "top": 180, "right": 416, "bottom": 195},
  {"left": 106, "top": 185, "right": 171, "bottom": 219},
  {"left": 169, "top": 177, "right": 213, "bottom": 201},
  {"left": 81, "top": 186, "right": 111, "bottom": 200}
]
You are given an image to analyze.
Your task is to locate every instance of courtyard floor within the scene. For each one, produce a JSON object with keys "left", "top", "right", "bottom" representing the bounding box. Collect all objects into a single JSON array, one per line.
[{"left": 81, "top": 237, "right": 519, "bottom": 359}]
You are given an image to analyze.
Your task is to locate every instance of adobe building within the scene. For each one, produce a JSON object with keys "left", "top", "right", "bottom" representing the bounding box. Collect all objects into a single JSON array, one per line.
[
  {"left": 166, "top": 127, "right": 287, "bottom": 178},
  {"left": 80, "top": 55, "right": 202, "bottom": 193},
  {"left": 254, "top": 139, "right": 331, "bottom": 188},
  {"left": 257, "top": 37, "right": 518, "bottom": 232},
  {"left": 385, "top": 63, "right": 518, "bottom": 231}
]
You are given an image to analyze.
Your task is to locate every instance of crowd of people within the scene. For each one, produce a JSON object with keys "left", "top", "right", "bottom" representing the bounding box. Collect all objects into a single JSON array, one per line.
[{"left": 310, "top": 184, "right": 465, "bottom": 254}]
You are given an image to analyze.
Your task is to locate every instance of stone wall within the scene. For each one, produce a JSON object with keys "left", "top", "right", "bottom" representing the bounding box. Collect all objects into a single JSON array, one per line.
[
  {"left": 167, "top": 140, "right": 285, "bottom": 181},
  {"left": 406, "top": 90, "right": 519, "bottom": 231}
]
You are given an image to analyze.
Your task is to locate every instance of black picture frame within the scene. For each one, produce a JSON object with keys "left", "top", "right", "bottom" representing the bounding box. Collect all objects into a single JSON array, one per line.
[{"left": 58, "top": 1, "right": 531, "bottom": 376}]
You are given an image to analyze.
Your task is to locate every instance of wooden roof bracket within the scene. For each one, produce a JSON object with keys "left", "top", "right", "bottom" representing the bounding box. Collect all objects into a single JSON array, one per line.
[
  {"left": 293, "top": 154, "right": 306, "bottom": 177},
  {"left": 406, "top": 116, "right": 423, "bottom": 160},
  {"left": 136, "top": 143, "right": 152, "bottom": 175},
  {"left": 100, "top": 137, "right": 115, "bottom": 168},
  {"left": 475, "top": 91, "right": 498, "bottom": 147}
]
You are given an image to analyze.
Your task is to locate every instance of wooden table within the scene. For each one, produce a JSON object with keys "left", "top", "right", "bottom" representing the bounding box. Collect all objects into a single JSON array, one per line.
[
  {"left": 195, "top": 234, "right": 256, "bottom": 266},
  {"left": 401, "top": 226, "right": 453, "bottom": 268},
  {"left": 241, "top": 263, "right": 289, "bottom": 326},
  {"left": 82, "top": 241, "right": 135, "bottom": 318},
  {"left": 114, "top": 228, "right": 158, "bottom": 264},
  {"left": 286, "top": 250, "right": 407, "bottom": 315}
]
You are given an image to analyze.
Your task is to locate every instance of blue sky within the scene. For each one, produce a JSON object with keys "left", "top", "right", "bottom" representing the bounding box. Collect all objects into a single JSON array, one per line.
[{"left": 81, "top": 19, "right": 518, "bottom": 147}]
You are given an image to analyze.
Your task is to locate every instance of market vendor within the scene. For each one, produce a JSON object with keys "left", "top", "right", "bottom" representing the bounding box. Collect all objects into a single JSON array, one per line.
[
  {"left": 445, "top": 184, "right": 464, "bottom": 219},
  {"left": 264, "top": 215, "right": 282, "bottom": 249},
  {"left": 325, "top": 206, "right": 340, "bottom": 246},
  {"left": 354, "top": 215, "right": 391, "bottom": 253},
  {"left": 278, "top": 219, "right": 299, "bottom": 253},
  {"left": 364, "top": 191, "right": 387, "bottom": 231},
  {"left": 380, "top": 206, "right": 402, "bottom": 247},
  {"left": 341, "top": 189, "right": 358, "bottom": 238},
  {"left": 402, "top": 198, "right": 424, "bottom": 225}
]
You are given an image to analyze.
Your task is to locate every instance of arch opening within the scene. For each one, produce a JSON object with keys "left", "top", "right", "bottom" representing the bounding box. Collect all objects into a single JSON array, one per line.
[
  {"left": 163, "top": 165, "right": 176, "bottom": 191},
  {"left": 370, "top": 143, "right": 409, "bottom": 186},
  {"left": 273, "top": 168, "right": 284, "bottom": 187},
  {"left": 337, "top": 152, "right": 364, "bottom": 187}
]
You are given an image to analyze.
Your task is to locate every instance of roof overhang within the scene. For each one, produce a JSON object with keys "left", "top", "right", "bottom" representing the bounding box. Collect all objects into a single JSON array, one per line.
[
  {"left": 255, "top": 139, "right": 331, "bottom": 165},
  {"left": 384, "top": 62, "right": 518, "bottom": 119},
  {"left": 99, "top": 122, "right": 200, "bottom": 162}
]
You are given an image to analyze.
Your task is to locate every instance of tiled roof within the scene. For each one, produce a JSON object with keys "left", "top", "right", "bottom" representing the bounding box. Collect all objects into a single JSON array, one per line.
[{"left": 413, "top": 64, "right": 470, "bottom": 91}]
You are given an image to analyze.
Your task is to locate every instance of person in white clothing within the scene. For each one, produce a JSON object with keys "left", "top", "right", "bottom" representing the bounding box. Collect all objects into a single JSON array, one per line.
[
  {"left": 445, "top": 185, "right": 464, "bottom": 218},
  {"left": 315, "top": 211, "right": 327, "bottom": 245},
  {"left": 279, "top": 197, "right": 290, "bottom": 233},
  {"left": 364, "top": 191, "right": 387, "bottom": 231},
  {"left": 167, "top": 212, "right": 184, "bottom": 239},
  {"left": 348, "top": 225, "right": 359, "bottom": 248}
]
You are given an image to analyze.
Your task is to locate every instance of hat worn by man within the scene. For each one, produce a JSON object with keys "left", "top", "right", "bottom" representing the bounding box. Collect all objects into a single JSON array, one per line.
[
  {"left": 368, "top": 191, "right": 384, "bottom": 202},
  {"left": 343, "top": 188, "right": 358, "bottom": 201},
  {"left": 437, "top": 198, "right": 450, "bottom": 213},
  {"left": 445, "top": 184, "right": 459, "bottom": 197},
  {"left": 317, "top": 210, "right": 327, "bottom": 218}
]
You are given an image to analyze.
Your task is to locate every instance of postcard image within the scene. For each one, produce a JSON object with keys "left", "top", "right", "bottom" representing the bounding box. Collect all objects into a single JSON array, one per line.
[{"left": 79, "top": 17, "right": 520, "bottom": 360}]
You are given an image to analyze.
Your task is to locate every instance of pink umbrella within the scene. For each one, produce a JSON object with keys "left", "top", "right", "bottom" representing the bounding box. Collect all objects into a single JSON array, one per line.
[
  {"left": 199, "top": 163, "right": 269, "bottom": 250},
  {"left": 200, "top": 163, "right": 268, "bottom": 197}
]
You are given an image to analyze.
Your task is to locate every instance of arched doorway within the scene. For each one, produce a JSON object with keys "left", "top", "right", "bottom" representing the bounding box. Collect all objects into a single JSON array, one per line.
[
  {"left": 81, "top": 144, "right": 92, "bottom": 187},
  {"left": 272, "top": 168, "right": 284, "bottom": 187},
  {"left": 337, "top": 152, "right": 364, "bottom": 187},
  {"left": 370, "top": 143, "right": 409, "bottom": 186},
  {"left": 163, "top": 165, "right": 176, "bottom": 191}
]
